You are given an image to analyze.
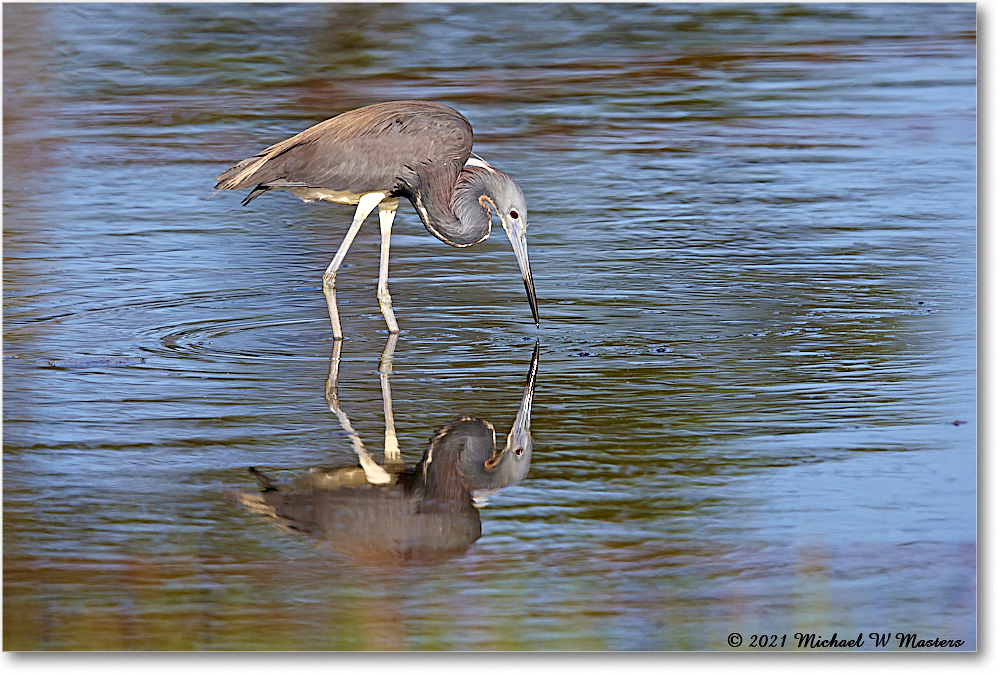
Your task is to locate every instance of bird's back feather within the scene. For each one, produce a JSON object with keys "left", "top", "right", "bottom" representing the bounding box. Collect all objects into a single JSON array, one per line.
[{"left": 214, "top": 101, "right": 474, "bottom": 198}]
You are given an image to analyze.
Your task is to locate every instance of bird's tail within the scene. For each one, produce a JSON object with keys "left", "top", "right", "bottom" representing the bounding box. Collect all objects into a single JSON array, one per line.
[
  {"left": 223, "top": 467, "right": 280, "bottom": 515},
  {"left": 214, "top": 154, "right": 268, "bottom": 190},
  {"left": 223, "top": 488, "right": 276, "bottom": 516}
]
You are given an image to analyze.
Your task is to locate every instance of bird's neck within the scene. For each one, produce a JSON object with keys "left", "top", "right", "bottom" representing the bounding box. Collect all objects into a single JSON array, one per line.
[
  {"left": 406, "top": 165, "right": 495, "bottom": 248},
  {"left": 412, "top": 439, "right": 477, "bottom": 510}
]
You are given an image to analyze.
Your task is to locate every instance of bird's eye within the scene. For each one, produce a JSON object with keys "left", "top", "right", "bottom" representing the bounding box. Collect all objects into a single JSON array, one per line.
[
  {"left": 515, "top": 447, "right": 523, "bottom": 456},
  {"left": 509, "top": 210, "right": 519, "bottom": 220}
]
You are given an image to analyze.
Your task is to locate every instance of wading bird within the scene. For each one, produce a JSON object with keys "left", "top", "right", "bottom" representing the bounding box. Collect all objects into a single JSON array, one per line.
[
  {"left": 214, "top": 100, "right": 539, "bottom": 339},
  {"left": 226, "top": 339, "right": 539, "bottom": 561}
]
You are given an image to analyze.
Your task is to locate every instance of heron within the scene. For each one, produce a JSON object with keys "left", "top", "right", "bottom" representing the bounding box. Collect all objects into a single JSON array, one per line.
[
  {"left": 214, "top": 100, "right": 539, "bottom": 339},
  {"left": 226, "top": 339, "right": 539, "bottom": 561}
]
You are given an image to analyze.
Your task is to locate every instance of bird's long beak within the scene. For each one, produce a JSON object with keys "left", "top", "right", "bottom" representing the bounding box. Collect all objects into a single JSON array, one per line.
[
  {"left": 504, "top": 225, "right": 539, "bottom": 327},
  {"left": 502, "top": 341, "right": 539, "bottom": 458}
]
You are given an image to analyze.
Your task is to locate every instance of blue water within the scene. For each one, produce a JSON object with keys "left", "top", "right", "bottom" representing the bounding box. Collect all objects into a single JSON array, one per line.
[{"left": 3, "top": 2, "right": 976, "bottom": 650}]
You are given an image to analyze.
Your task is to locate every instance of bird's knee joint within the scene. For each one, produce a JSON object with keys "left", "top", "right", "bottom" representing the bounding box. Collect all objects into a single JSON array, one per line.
[{"left": 323, "top": 270, "right": 337, "bottom": 287}]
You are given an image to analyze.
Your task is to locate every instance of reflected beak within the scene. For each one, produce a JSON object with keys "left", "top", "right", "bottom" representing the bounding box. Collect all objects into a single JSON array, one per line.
[
  {"left": 488, "top": 341, "right": 539, "bottom": 469},
  {"left": 504, "top": 225, "right": 540, "bottom": 327},
  {"left": 503, "top": 340, "right": 538, "bottom": 457}
]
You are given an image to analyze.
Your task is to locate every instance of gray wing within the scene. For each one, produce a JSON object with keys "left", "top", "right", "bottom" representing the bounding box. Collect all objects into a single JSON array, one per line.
[
  {"left": 214, "top": 101, "right": 474, "bottom": 199},
  {"left": 227, "top": 482, "right": 482, "bottom": 560}
]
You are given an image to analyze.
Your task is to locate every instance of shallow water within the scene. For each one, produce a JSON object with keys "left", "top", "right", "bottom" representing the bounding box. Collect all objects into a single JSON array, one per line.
[{"left": 3, "top": 3, "right": 976, "bottom": 650}]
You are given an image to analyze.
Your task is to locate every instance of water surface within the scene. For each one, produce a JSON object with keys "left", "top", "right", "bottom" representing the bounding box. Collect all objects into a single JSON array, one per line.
[{"left": 3, "top": 3, "right": 976, "bottom": 650}]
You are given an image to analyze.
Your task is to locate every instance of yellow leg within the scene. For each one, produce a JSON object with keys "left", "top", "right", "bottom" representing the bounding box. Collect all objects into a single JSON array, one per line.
[
  {"left": 324, "top": 341, "right": 393, "bottom": 485},
  {"left": 377, "top": 199, "right": 400, "bottom": 334},
  {"left": 322, "top": 192, "right": 385, "bottom": 340},
  {"left": 379, "top": 333, "right": 401, "bottom": 466}
]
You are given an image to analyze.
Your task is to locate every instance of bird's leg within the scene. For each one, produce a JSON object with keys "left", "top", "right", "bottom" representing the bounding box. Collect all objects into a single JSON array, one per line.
[
  {"left": 378, "top": 333, "right": 402, "bottom": 469},
  {"left": 377, "top": 199, "right": 400, "bottom": 334},
  {"left": 325, "top": 341, "right": 393, "bottom": 485},
  {"left": 323, "top": 192, "right": 385, "bottom": 340}
]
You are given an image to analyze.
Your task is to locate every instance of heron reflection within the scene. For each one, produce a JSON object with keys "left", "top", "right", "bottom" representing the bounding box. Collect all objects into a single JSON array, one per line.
[{"left": 227, "top": 337, "right": 539, "bottom": 561}]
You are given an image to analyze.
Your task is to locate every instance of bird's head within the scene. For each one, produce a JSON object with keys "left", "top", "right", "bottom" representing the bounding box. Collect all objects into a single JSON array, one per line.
[
  {"left": 403, "top": 341, "right": 539, "bottom": 510},
  {"left": 457, "top": 341, "right": 538, "bottom": 494},
  {"left": 454, "top": 166, "right": 539, "bottom": 327}
]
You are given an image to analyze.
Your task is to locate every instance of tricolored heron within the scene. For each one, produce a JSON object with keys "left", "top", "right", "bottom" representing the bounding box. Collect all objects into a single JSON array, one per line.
[
  {"left": 214, "top": 100, "right": 539, "bottom": 339},
  {"left": 226, "top": 339, "right": 539, "bottom": 561}
]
